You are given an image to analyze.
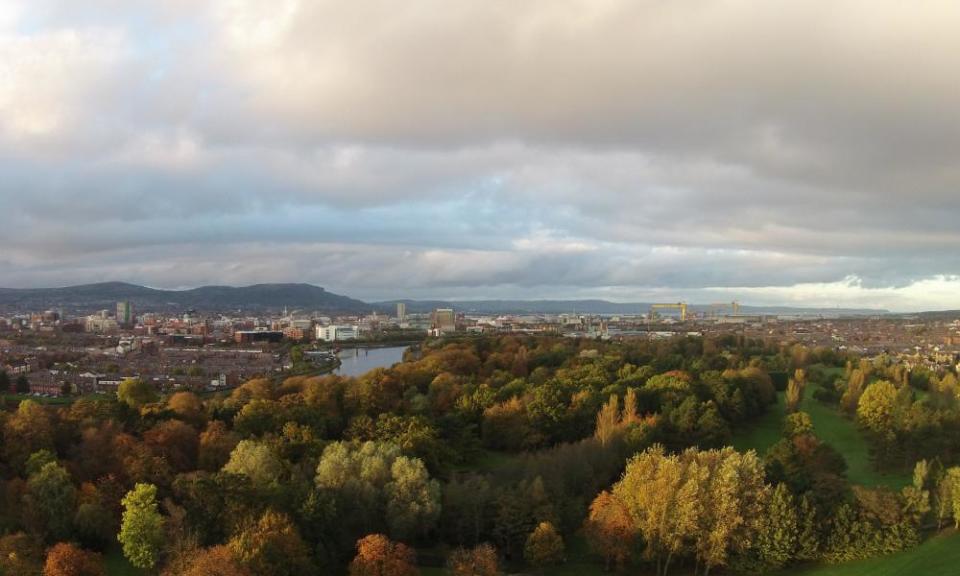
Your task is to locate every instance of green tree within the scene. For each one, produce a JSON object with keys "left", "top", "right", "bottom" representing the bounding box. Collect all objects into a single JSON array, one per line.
[
  {"left": 756, "top": 483, "right": 798, "bottom": 569},
  {"left": 524, "top": 522, "right": 564, "bottom": 570},
  {"left": 795, "top": 494, "right": 820, "bottom": 561},
  {"left": 16, "top": 374, "right": 31, "bottom": 393},
  {"left": 0, "top": 369, "right": 9, "bottom": 392},
  {"left": 223, "top": 440, "right": 284, "bottom": 489},
  {"left": 117, "top": 378, "right": 157, "bottom": 409},
  {"left": 118, "top": 483, "right": 165, "bottom": 569},
  {"left": 385, "top": 456, "right": 441, "bottom": 540},
  {"left": 25, "top": 461, "right": 77, "bottom": 542}
]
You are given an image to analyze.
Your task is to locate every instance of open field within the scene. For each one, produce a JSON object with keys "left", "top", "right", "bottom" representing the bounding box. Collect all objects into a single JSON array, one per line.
[
  {"left": 732, "top": 390, "right": 910, "bottom": 489},
  {"left": 780, "top": 530, "right": 960, "bottom": 576}
]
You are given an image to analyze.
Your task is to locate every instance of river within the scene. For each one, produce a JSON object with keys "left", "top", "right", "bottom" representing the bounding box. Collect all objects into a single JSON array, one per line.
[{"left": 334, "top": 345, "right": 409, "bottom": 377}]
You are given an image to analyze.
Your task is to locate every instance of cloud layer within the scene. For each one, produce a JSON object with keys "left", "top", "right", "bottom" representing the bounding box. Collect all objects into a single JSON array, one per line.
[{"left": 2, "top": 1, "right": 960, "bottom": 311}]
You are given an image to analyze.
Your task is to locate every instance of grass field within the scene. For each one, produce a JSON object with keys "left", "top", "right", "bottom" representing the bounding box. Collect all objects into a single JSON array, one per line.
[
  {"left": 732, "top": 390, "right": 910, "bottom": 489},
  {"left": 780, "top": 530, "right": 960, "bottom": 576},
  {"left": 104, "top": 547, "right": 142, "bottom": 576}
]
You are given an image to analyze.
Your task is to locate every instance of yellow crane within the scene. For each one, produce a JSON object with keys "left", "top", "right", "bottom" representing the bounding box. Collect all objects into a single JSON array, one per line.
[
  {"left": 650, "top": 302, "right": 688, "bottom": 322},
  {"left": 708, "top": 301, "right": 741, "bottom": 316}
]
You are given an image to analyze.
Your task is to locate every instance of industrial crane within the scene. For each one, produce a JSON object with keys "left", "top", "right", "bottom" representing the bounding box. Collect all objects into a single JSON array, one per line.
[
  {"left": 707, "top": 301, "right": 741, "bottom": 316},
  {"left": 650, "top": 302, "right": 688, "bottom": 322}
]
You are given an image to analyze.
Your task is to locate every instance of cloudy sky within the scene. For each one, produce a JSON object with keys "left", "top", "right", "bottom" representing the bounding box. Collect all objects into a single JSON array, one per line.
[{"left": 2, "top": 1, "right": 960, "bottom": 311}]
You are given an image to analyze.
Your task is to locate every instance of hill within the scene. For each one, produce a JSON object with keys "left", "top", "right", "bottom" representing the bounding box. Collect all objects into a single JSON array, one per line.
[{"left": 0, "top": 282, "right": 370, "bottom": 314}]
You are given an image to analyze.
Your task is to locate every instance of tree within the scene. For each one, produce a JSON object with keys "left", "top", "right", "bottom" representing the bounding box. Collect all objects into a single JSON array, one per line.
[
  {"left": 168, "top": 391, "right": 205, "bottom": 425},
  {"left": 614, "top": 445, "right": 767, "bottom": 576},
  {"left": 524, "top": 522, "right": 564, "bottom": 570},
  {"left": 228, "top": 510, "right": 315, "bottom": 576},
  {"left": 446, "top": 544, "right": 499, "bottom": 576},
  {"left": 43, "top": 543, "right": 105, "bottom": 576},
  {"left": 349, "top": 534, "right": 419, "bottom": 576},
  {"left": 0, "top": 369, "right": 10, "bottom": 392},
  {"left": 0, "top": 532, "right": 44, "bottom": 576},
  {"left": 25, "top": 461, "right": 77, "bottom": 542},
  {"left": 783, "top": 412, "right": 814, "bottom": 438},
  {"left": 117, "top": 378, "right": 157, "bottom": 409},
  {"left": 785, "top": 377, "right": 806, "bottom": 413},
  {"left": 118, "top": 483, "right": 165, "bottom": 569},
  {"left": 144, "top": 419, "right": 199, "bottom": 472},
  {"left": 857, "top": 380, "right": 899, "bottom": 435},
  {"left": 174, "top": 546, "right": 252, "bottom": 576},
  {"left": 17, "top": 374, "right": 31, "bottom": 393},
  {"left": 939, "top": 467, "right": 960, "bottom": 529},
  {"left": 223, "top": 440, "right": 284, "bottom": 489},
  {"left": 4, "top": 400, "right": 54, "bottom": 472},
  {"left": 583, "top": 490, "right": 636, "bottom": 571},
  {"left": 755, "top": 483, "right": 798, "bottom": 569},
  {"left": 385, "top": 456, "right": 442, "bottom": 540},
  {"left": 198, "top": 420, "right": 240, "bottom": 471},
  {"left": 795, "top": 494, "right": 820, "bottom": 561}
]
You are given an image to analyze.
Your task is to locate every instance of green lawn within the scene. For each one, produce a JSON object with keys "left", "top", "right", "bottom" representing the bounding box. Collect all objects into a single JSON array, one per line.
[
  {"left": 733, "top": 391, "right": 787, "bottom": 454},
  {"left": 1, "top": 393, "right": 75, "bottom": 405},
  {"left": 779, "top": 530, "right": 960, "bottom": 576},
  {"left": 732, "top": 391, "right": 910, "bottom": 489},
  {"left": 104, "top": 547, "right": 143, "bottom": 576}
]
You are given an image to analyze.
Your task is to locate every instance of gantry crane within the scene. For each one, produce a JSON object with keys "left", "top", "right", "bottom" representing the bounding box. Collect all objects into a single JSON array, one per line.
[
  {"left": 707, "top": 301, "right": 741, "bottom": 316},
  {"left": 650, "top": 302, "right": 688, "bottom": 322}
]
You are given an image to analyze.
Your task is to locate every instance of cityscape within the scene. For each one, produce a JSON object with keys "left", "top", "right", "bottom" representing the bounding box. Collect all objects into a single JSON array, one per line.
[
  {"left": 3, "top": 1, "right": 960, "bottom": 576},
  {"left": 5, "top": 292, "right": 960, "bottom": 400}
]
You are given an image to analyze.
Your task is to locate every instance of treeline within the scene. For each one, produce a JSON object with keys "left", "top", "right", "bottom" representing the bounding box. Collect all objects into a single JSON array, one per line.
[{"left": 2, "top": 334, "right": 944, "bottom": 575}]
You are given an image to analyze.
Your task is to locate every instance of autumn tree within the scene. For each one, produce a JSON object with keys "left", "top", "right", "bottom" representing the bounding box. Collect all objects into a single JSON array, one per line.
[
  {"left": 349, "top": 534, "right": 419, "bottom": 576},
  {"left": 614, "top": 445, "right": 767, "bottom": 576},
  {"left": 583, "top": 490, "right": 636, "bottom": 571},
  {"left": 168, "top": 391, "right": 206, "bottom": 425},
  {"left": 43, "top": 543, "right": 105, "bottom": 576},
  {"left": 119, "top": 483, "right": 165, "bottom": 569},
  {"left": 785, "top": 378, "right": 804, "bottom": 413},
  {"left": 938, "top": 467, "right": 960, "bottom": 529},
  {"left": 524, "top": 522, "right": 564, "bottom": 570},
  {"left": 144, "top": 419, "right": 199, "bottom": 472},
  {"left": 228, "top": 510, "right": 315, "bottom": 576},
  {"left": 173, "top": 546, "right": 252, "bottom": 576},
  {"left": 198, "top": 420, "right": 240, "bottom": 471},
  {"left": 0, "top": 532, "right": 44, "bottom": 576},
  {"left": 446, "top": 543, "right": 499, "bottom": 576},
  {"left": 4, "top": 400, "right": 55, "bottom": 472}
]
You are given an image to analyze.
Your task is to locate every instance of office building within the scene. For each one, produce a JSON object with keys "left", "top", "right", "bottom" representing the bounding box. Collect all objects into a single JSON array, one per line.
[
  {"left": 116, "top": 301, "right": 134, "bottom": 327},
  {"left": 315, "top": 325, "right": 360, "bottom": 342}
]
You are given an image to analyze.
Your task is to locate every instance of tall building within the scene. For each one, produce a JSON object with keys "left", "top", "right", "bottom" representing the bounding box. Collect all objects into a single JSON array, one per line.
[
  {"left": 116, "top": 301, "right": 134, "bottom": 327},
  {"left": 431, "top": 308, "right": 456, "bottom": 334},
  {"left": 396, "top": 302, "right": 406, "bottom": 321}
]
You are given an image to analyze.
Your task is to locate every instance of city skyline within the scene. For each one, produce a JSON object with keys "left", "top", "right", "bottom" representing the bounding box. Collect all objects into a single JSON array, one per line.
[{"left": 3, "top": 1, "right": 960, "bottom": 311}]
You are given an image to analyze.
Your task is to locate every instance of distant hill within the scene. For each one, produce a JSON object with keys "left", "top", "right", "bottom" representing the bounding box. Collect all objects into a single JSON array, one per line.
[
  {"left": 0, "top": 282, "right": 889, "bottom": 317},
  {"left": 380, "top": 299, "right": 887, "bottom": 316},
  {"left": 0, "top": 282, "right": 370, "bottom": 314}
]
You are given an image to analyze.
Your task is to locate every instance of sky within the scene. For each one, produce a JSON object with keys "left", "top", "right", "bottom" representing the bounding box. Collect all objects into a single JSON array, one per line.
[{"left": 2, "top": 1, "right": 960, "bottom": 311}]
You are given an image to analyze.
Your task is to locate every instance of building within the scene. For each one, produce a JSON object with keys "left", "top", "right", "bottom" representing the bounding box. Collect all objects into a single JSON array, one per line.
[
  {"left": 396, "top": 302, "right": 406, "bottom": 321},
  {"left": 234, "top": 330, "right": 284, "bottom": 344},
  {"left": 117, "top": 301, "right": 134, "bottom": 327},
  {"left": 315, "top": 325, "right": 360, "bottom": 342},
  {"left": 431, "top": 308, "right": 457, "bottom": 334}
]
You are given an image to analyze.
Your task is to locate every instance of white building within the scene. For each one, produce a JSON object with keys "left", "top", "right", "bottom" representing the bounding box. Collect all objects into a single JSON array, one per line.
[{"left": 315, "top": 325, "right": 360, "bottom": 342}]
